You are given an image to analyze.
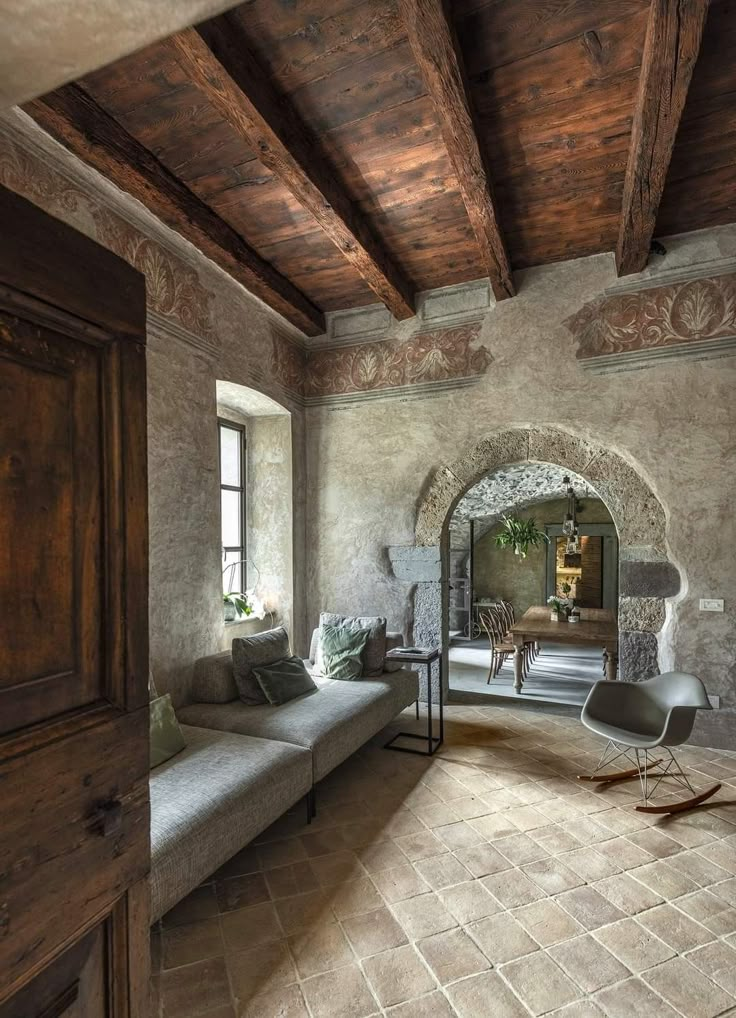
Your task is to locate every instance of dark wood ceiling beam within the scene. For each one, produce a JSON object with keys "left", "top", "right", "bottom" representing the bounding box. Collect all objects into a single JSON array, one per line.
[
  {"left": 616, "top": 0, "right": 709, "bottom": 276},
  {"left": 170, "top": 22, "right": 416, "bottom": 320},
  {"left": 24, "top": 84, "right": 326, "bottom": 336},
  {"left": 398, "top": 0, "right": 514, "bottom": 301}
]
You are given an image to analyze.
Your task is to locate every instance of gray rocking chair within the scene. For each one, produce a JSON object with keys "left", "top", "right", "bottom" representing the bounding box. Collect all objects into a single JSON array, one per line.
[{"left": 578, "top": 672, "right": 721, "bottom": 814}]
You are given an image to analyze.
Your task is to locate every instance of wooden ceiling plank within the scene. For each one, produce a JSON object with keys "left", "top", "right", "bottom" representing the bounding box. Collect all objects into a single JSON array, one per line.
[
  {"left": 398, "top": 0, "right": 515, "bottom": 301},
  {"left": 169, "top": 22, "right": 416, "bottom": 320},
  {"left": 24, "top": 84, "right": 326, "bottom": 336},
  {"left": 615, "top": 0, "right": 709, "bottom": 276}
]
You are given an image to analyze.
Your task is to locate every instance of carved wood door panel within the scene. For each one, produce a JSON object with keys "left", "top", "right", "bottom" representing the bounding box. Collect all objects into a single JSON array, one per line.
[{"left": 0, "top": 186, "right": 150, "bottom": 1017}]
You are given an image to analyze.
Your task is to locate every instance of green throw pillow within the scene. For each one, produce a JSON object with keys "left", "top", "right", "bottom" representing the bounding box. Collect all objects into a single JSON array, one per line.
[
  {"left": 320, "top": 623, "right": 370, "bottom": 680},
  {"left": 150, "top": 693, "right": 186, "bottom": 769},
  {"left": 253, "top": 655, "right": 318, "bottom": 705}
]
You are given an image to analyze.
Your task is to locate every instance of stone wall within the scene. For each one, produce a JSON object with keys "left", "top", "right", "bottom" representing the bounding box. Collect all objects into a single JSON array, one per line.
[
  {"left": 306, "top": 231, "right": 736, "bottom": 748},
  {"left": 0, "top": 108, "right": 309, "bottom": 705}
]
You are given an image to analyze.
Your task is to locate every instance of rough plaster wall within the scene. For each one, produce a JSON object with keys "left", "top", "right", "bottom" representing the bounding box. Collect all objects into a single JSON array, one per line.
[
  {"left": 306, "top": 228, "right": 736, "bottom": 747},
  {"left": 473, "top": 499, "right": 613, "bottom": 616}
]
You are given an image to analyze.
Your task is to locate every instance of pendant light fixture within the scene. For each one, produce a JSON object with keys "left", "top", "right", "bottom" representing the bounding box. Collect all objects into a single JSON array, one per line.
[{"left": 562, "top": 476, "right": 580, "bottom": 557}]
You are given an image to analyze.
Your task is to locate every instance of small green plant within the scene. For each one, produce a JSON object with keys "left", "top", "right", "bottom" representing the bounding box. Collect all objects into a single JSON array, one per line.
[
  {"left": 547, "top": 595, "right": 564, "bottom": 613},
  {"left": 494, "top": 515, "right": 550, "bottom": 559},
  {"left": 223, "top": 591, "right": 253, "bottom": 617}
]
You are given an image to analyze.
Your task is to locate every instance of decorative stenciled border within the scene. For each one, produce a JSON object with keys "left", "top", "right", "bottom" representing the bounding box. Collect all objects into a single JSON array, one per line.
[
  {"left": 282, "top": 322, "right": 491, "bottom": 404},
  {"left": 566, "top": 271, "right": 736, "bottom": 373}
]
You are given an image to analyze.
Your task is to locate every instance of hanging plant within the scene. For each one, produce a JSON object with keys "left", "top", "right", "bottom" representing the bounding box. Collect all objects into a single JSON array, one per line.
[{"left": 494, "top": 515, "right": 550, "bottom": 559}]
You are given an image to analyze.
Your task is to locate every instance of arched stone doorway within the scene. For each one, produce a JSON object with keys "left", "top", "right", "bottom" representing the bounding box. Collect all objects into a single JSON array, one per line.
[{"left": 391, "top": 426, "right": 681, "bottom": 697}]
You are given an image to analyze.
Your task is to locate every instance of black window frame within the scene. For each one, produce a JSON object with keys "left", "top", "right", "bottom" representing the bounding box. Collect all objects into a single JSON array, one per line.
[{"left": 218, "top": 417, "right": 247, "bottom": 594}]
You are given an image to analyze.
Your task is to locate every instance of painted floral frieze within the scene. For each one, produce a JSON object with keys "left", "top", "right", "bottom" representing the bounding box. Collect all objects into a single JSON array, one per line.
[
  {"left": 293, "top": 323, "right": 490, "bottom": 399},
  {"left": 566, "top": 273, "right": 736, "bottom": 360},
  {"left": 270, "top": 330, "right": 308, "bottom": 395}
]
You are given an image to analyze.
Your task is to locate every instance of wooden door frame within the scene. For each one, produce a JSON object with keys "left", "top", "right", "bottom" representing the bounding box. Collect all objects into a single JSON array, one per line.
[{"left": 544, "top": 523, "right": 619, "bottom": 611}]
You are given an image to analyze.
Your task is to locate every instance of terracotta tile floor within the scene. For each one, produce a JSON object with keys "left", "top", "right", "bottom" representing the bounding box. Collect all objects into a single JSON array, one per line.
[{"left": 151, "top": 704, "right": 736, "bottom": 1018}]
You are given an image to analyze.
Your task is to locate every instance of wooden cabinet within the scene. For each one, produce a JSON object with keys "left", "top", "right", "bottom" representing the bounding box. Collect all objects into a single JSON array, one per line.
[{"left": 0, "top": 186, "right": 150, "bottom": 1016}]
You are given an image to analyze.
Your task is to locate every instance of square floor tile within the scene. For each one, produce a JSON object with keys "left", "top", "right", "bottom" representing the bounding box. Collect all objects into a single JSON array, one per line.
[
  {"left": 362, "top": 945, "right": 436, "bottom": 1008},
  {"left": 161, "top": 886, "right": 219, "bottom": 928},
  {"left": 513, "top": 899, "right": 584, "bottom": 947},
  {"left": 554, "top": 886, "right": 626, "bottom": 931},
  {"left": 495, "top": 833, "right": 551, "bottom": 865},
  {"left": 221, "top": 901, "right": 283, "bottom": 950},
  {"left": 288, "top": 921, "right": 354, "bottom": 977},
  {"left": 637, "top": 902, "right": 715, "bottom": 952},
  {"left": 392, "top": 892, "right": 459, "bottom": 940},
  {"left": 237, "top": 983, "right": 308, "bottom": 1018},
  {"left": 446, "top": 970, "right": 530, "bottom": 1018},
  {"left": 468, "top": 912, "right": 537, "bottom": 965},
  {"left": 592, "top": 917, "right": 674, "bottom": 972},
  {"left": 548, "top": 933, "right": 630, "bottom": 993},
  {"left": 454, "top": 842, "right": 512, "bottom": 877},
  {"left": 385, "top": 990, "right": 456, "bottom": 1017},
  {"left": 227, "top": 940, "right": 296, "bottom": 1003},
  {"left": 301, "top": 964, "right": 378, "bottom": 1018},
  {"left": 264, "top": 861, "right": 320, "bottom": 900},
  {"left": 413, "top": 853, "right": 472, "bottom": 890},
  {"left": 523, "top": 857, "right": 585, "bottom": 895},
  {"left": 594, "top": 976, "right": 681, "bottom": 1017},
  {"left": 437, "top": 880, "right": 501, "bottom": 924},
  {"left": 593, "top": 872, "right": 664, "bottom": 915},
  {"left": 341, "top": 907, "right": 408, "bottom": 958},
  {"left": 561, "top": 846, "right": 620, "bottom": 882},
  {"left": 417, "top": 928, "right": 490, "bottom": 985},
  {"left": 469, "top": 813, "right": 520, "bottom": 841},
  {"left": 482, "top": 869, "right": 545, "bottom": 908},
  {"left": 310, "top": 850, "right": 364, "bottom": 887},
  {"left": 642, "top": 956, "right": 733, "bottom": 1018},
  {"left": 395, "top": 830, "right": 448, "bottom": 862},
  {"left": 159, "top": 958, "right": 231, "bottom": 1018},
  {"left": 677, "top": 888, "right": 736, "bottom": 935},
  {"left": 329, "top": 877, "right": 384, "bottom": 919},
  {"left": 371, "top": 864, "right": 430, "bottom": 903},
  {"left": 161, "top": 917, "right": 223, "bottom": 969},
  {"left": 502, "top": 951, "right": 580, "bottom": 1015},
  {"left": 687, "top": 940, "right": 736, "bottom": 995}
]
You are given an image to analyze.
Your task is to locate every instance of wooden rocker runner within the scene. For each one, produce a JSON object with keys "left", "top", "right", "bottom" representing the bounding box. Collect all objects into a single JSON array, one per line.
[{"left": 578, "top": 672, "right": 721, "bottom": 814}]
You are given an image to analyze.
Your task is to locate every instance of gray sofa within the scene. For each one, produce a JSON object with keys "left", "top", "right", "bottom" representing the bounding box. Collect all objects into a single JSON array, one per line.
[
  {"left": 150, "top": 629, "right": 418, "bottom": 921},
  {"left": 178, "top": 630, "right": 418, "bottom": 783},
  {"left": 149, "top": 725, "right": 311, "bottom": 921}
]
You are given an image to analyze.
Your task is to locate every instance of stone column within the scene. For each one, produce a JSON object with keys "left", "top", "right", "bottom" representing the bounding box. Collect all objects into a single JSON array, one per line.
[{"left": 388, "top": 545, "right": 448, "bottom": 701}]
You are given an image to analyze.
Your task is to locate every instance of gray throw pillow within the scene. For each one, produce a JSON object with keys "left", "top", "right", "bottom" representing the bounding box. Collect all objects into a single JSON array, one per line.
[
  {"left": 321, "top": 623, "right": 370, "bottom": 680},
  {"left": 232, "top": 626, "right": 290, "bottom": 705},
  {"left": 253, "top": 655, "right": 318, "bottom": 705},
  {"left": 150, "top": 693, "right": 186, "bottom": 769},
  {"left": 318, "top": 612, "right": 387, "bottom": 676}
]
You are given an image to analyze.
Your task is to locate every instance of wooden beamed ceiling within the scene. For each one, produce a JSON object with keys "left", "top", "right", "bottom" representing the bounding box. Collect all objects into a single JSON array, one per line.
[{"left": 22, "top": 0, "right": 735, "bottom": 335}]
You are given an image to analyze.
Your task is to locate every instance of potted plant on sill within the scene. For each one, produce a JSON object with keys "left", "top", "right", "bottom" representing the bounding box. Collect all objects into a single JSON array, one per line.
[
  {"left": 223, "top": 591, "right": 253, "bottom": 622},
  {"left": 494, "top": 515, "right": 550, "bottom": 559}
]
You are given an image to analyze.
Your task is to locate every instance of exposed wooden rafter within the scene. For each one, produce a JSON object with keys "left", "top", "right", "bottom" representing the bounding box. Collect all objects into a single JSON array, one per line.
[
  {"left": 170, "top": 20, "right": 416, "bottom": 320},
  {"left": 398, "top": 0, "right": 515, "bottom": 301},
  {"left": 24, "top": 84, "right": 326, "bottom": 336},
  {"left": 616, "top": 0, "right": 709, "bottom": 276}
]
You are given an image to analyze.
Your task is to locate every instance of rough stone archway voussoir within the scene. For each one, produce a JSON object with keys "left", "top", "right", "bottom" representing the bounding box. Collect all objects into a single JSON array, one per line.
[{"left": 394, "top": 426, "right": 680, "bottom": 691}]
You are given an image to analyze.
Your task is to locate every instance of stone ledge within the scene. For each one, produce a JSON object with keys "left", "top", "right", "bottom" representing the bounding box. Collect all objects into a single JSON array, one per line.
[
  {"left": 620, "top": 560, "right": 680, "bottom": 598},
  {"left": 389, "top": 545, "right": 442, "bottom": 582}
]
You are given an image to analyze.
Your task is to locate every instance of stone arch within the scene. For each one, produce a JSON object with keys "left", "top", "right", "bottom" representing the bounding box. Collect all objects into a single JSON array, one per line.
[{"left": 394, "top": 426, "right": 681, "bottom": 693}]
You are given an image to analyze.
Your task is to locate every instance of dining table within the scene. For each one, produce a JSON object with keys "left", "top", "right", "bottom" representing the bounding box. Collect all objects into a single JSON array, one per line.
[{"left": 509, "top": 606, "right": 618, "bottom": 694}]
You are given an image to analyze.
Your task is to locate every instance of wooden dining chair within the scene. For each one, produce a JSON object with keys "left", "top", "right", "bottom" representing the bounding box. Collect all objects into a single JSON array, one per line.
[
  {"left": 499, "top": 600, "right": 538, "bottom": 663},
  {"left": 479, "top": 607, "right": 526, "bottom": 681}
]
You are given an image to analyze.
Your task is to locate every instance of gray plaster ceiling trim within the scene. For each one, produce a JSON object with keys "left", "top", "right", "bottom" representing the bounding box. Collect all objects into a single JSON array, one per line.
[
  {"left": 148, "top": 310, "right": 218, "bottom": 362},
  {"left": 579, "top": 336, "right": 736, "bottom": 375},
  {"left": 304, "top": 375, "right": 480, "bottom": 408},
  {"left": 604, "top": 253, "right": 736, "bottom": 295}
]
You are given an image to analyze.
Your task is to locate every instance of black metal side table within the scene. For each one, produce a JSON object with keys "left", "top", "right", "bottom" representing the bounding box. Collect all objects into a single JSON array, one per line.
[{"left": 384, "top": 647, "right": 444, "bottom": 756}]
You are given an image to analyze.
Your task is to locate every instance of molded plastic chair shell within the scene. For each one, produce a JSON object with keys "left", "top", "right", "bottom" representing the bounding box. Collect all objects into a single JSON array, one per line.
[{"left": 581, "top": 672, "right": 712, "bottom": 750}]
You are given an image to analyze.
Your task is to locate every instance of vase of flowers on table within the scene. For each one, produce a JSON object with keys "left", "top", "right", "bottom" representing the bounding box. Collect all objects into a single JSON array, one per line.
[{"left": 547, "top": 595, "right": 568, "bottom": 621}]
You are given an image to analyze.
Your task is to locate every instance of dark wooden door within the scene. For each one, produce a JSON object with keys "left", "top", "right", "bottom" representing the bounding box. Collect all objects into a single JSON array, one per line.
[
  {"left": 0, "top": 186, "right": 150, "bottom": 1017},
  {"left": 578, "top": 536, "right": 604, "bottom": 608}
]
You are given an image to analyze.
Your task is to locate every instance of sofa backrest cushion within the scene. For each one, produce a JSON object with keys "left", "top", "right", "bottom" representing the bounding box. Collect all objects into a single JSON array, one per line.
[
  {"left": 317, "top": 613, "right": 387, "bottom": 676},
  {"left": 253, "top": 655, "right": 318, "bottom": 705},
  {"left": 192, "top": 651, "right": 238, "bottom": 703},
  {"left": 150, "top": 693, "right": 186, "bottom": 769},
  {"left": 308, "top": 627, "right": 404, "bottom": 673},
  {"left": 233, "top": 626, "right": 291, "bottom": 705}
]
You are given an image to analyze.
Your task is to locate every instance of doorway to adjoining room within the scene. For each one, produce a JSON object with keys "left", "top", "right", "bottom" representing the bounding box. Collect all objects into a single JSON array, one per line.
[{"left": 448, "top": 463, "right": 618, "bottom": 707}]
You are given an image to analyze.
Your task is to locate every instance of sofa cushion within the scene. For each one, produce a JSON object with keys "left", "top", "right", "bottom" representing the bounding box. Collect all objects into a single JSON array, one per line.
[
  {"left": 150, "top": 693, "right": 186, "bottom": 769},
  {"left": 192, "top": 651, "right": 238, "bottom": 703},
  {"left": 179, "top": 669, "right": 419, "bottom": 783},
  {"left": 254, "top": 655, "right": 317, "bottom": 705},
  {"left": 320, "top": 623, "right": 370, "bottom": 680},
  {"left": 317, "top": 613, "right": 387, "bottom": 676},
  {"left": 232, "top": 627, "right": 291, "bottom": 705},
  {"left": 150, "top": 725, "right": 311, "bottom": 921}
]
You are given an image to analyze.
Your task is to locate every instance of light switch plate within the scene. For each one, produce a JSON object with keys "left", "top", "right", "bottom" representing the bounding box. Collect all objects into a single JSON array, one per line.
[{"left": 699, "top": 598, "right": 724, "bottom": 612}]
